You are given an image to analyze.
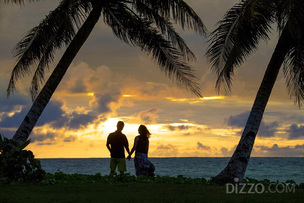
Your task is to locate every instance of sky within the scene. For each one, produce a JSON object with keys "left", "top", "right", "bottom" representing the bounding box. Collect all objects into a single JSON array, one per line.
[{"left": 1, "top": 0, "right": 304, "bottom": 158}]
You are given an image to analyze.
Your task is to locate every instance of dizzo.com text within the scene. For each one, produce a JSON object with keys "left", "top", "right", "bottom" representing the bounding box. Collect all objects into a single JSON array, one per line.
[{"left": 226, "top": 178, "right": 296, "bottom": 194}]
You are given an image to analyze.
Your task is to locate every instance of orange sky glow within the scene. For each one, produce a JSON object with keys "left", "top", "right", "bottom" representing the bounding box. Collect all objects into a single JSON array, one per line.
[{"left": 1, "top": 0, "right": 304, "bottom": 158}]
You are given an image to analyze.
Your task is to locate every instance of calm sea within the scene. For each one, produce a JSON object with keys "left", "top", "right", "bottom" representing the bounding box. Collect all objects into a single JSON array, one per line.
[{"left": 39, "top": 157, "right": 304, "bottom": 184}]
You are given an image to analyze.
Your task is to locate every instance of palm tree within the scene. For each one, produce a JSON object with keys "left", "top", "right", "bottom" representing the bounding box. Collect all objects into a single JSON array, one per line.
[
  {"left": 4, "top": 0, "right": 206, "bottom": 143},
  {"left": 206, "top": 0, "right": 304, "bottom": 184}
]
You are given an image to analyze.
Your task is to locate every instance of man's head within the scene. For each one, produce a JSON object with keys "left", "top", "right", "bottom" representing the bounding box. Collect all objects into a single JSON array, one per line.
[{"left": 116, "top": 121, "right": 124, "bottom": 131}]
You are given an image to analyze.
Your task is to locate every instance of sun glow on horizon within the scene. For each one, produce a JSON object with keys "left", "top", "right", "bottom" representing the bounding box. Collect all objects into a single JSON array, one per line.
[
  {"left": 165, "top": 96, "right": 225, "bottom": 104},
  {"left": 123, "top": 94, "right": 135, "bottom": 98},
  {"left": 202, "top": 96, "right": 225, "bottom": 100}
]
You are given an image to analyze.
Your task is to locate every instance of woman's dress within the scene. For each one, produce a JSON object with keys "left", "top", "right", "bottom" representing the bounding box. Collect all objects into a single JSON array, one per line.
[{"left": 134, "top": 136, "right": 155, "bottom": 176}]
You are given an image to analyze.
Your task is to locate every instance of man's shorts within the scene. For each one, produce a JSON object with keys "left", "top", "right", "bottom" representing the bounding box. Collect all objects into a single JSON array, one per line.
[{"left": 110, "top": 158, "right": 126, "bottom": 172}]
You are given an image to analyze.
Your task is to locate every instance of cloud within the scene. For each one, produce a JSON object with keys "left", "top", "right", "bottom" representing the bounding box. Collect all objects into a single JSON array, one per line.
[
  {"left": 137, "top": 108, "right": 161, "bottom": 124},
  {"left": 92, "top": 93, "right": 121, "bottom": 114},
  {"left": 36, "top": 100, "right": 65, "bottom": 127},
  {"left": 0, "top": 108, "right": 25, "bottom": 128},
  {"left": 67, "top": 112, "right": 98, "bottom": 129},
  {"left": 254, "top": 144, "right": 304, "bottom": 157},
  {"left": 31, "top": 130, "right": 78, "bottom": 145},
  {"left": 227, "top": 111, "right": 279, "bottom": 137},
  {"left": 220, "top": 145, "right": 236, "bottom": 157},
  {"left": 0, "top": 128, "right": 16, "bottom": 139},
  {"left": 0, "top": 92, "right": 32, "bottom": 130},
  {"left": 166, "top": 124, "right": 191, "bottom": 131},
  {"left": 0, "top": 93, "right": 30, "bottom": 112},
  {"left": 151, "top": 144, "right": 179, "bottom": 157},
  {"left": 258, "top": 121, "right": 279, "bottom": 138},
  {"left": 197, "top": 142, "right": 211, "bottom": 151},
  {"left": 63, "top": 135, "right": 77, "bottom": 142},
  {"left": 227, "top": 111, "right": 249, "bottom": 127},
  {"left": 136, "top": 82, "right": 170, "bottom": 98},
  {"left": 0, "top": 99, "right": 65, "bottom": 129},
  {"left": 164, "top": 124, "right": 205, "bottom": 137},
  {"left": 30, "top": 131, "right": 59, "bottom": 143},
  {"left": 221, "top": 147, "right": 229, "bottom": 155},
  {"left": 288, "top": 124, "right": 304, "bottom": 139}
]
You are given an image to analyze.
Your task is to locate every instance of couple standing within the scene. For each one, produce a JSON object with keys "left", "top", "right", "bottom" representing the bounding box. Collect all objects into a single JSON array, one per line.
[{"left": 106, "top": 121, "right": 155, "bottom": 177}]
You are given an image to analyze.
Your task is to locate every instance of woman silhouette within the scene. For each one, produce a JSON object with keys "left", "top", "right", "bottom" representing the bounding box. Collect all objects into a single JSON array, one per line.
[{"left": 127, "top": 125, "right": 155, "bottom": 176}]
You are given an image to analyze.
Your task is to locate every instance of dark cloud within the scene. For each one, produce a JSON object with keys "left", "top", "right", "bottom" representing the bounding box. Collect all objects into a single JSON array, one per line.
[
  {"left": 0, "top": 96, "right": 99, "bottom": 141},
  {"left": 197, "top": 142, "right": 210, "bottom": 151},
  {"left": 0, "top": 93, "right": 31, "bottom": 112},
  {"left": 288, "top": 124, "right": 304, "bottom": 139},
  {"left": 0, "top": 113, "right": 23, "bottom": 128},
  {"left": 258, "top": 121, "right": 279, "bottom": 138},
  {"left": 49, "top": 116, "right": 69, "bottom": 129},
  {"left": 227, "top": 111, "right": 249, "bottom": 127},
  {"left": 255, "top": 144, "right": 304, "bottom": 156},
  {"left": 227, "top": 111, "right": 279, "bottom": 137},
  {"left": 68, "top": 112, "right": 97, "bottom": 129},
  {"left": 0, "top": 106, "right": 28, "bottom": 128},
  {"left": 30, "top": 131, "right": 58, "bottom": 143},
  {"left": 0, "top": 100, "right": 64, "bottom": 128},
  {"left": 0, "top": 94, "right": 32, "bottom": 138},
  {"left": 0, "top": 128, "right": 15, "bottom": 139},
  {"left": 166, "top": 124, "right": 190, "bottom": 131},
  {"left": 36, "top": 100, "right": 65, "bottom": 126},
  {"left": 63, "top": 135, "right": 77, "bottom": 142},
  {"left": 31, "top": 131, "right": 77, "bottom": 144},
  {"left": 50, "top": 111, "right": 100, "bottom": 130},
  {"left": 49, "top": 111, "right": 99, "bottom": 130},
  {"left": 94, "top": 93, "right": 120, "bottom": 113}
]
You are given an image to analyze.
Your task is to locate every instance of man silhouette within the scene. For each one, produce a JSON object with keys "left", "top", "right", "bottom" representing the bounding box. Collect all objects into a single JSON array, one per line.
[{"left": 106, "top": 121, "right": 130, "bottom": 176}]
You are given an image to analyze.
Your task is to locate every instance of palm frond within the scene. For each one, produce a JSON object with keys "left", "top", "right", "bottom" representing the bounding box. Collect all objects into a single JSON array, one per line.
[
  {"left": 30, "top": 9, "right": 81, "bottom": 99},
  {"left": 138, "top": 0, "right": 206, "bottom": 35},
  {"left": 284, "top": 44, "right": 304, "bottom": 107},
  {"left": 277, "top": 0, "right": 304, "bottom": 107},
  {"left": 275, "top": 0, "right": 304, "bottom": 34},
  {"left": 206, "top": 0, "right": 274, "bottom": 93},
  {"left": 7, "top": 0, "right": 91, "bottom": 97},
  {"left": 1, "top": 0, "right": 39, "bottom": 4},
  {"left": 283, "top": 19, "right": 304, "bottom": 107},
  {"left": 130, "top": 0, "right": 196, "bottom": 61},
  {"left": 104, "top": 3, "right": 201, "bottom": 96}
]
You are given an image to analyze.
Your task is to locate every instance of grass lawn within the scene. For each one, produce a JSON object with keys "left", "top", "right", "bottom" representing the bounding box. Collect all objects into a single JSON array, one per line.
[
  {"left": 1, "top": 181, "right": 303, "bottom": 203},
  {"left": 1, "top": 173, "right": 303, "bottom": 202}
]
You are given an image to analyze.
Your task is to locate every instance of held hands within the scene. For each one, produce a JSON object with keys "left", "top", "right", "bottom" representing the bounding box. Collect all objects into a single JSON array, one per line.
[{"left": 127, "top": 155, "right": 131, "bottom": 160}]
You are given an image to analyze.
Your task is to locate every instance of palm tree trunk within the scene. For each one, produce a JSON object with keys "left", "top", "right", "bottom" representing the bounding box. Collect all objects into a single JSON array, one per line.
[
  {"left": 211, "top": 28, "right": 292, "bottom": 185},
  {"left": 12, "top": 6, "right": 102, "bottom": 143}
]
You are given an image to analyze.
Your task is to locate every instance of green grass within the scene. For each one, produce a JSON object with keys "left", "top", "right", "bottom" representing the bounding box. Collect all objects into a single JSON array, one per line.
[{"left": 1, "top": 173, "right": 303, "bottom": 203}]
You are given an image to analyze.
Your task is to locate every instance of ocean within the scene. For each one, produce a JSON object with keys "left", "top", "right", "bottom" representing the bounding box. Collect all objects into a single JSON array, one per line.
[{"left": 39, "top": 157, "right": 304, "bottom": 184}]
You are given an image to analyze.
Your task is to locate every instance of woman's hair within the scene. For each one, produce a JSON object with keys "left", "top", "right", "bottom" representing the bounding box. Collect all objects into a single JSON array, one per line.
[{"left": 138, "top": 125, "right": 151, "bottom": 139}]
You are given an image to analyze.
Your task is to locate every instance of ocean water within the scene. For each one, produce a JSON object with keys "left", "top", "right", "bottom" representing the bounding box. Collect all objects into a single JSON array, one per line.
[{"left": 39, "top": 157, "right": 304, "bottom": 184}]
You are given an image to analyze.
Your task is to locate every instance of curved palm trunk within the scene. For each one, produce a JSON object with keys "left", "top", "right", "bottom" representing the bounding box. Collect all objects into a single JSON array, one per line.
[
  {"left": 212, "top": 28, "right": 292, "bottom": 185},
  {"left": 12, "top": 7, "right": 102, "bottom": 143}
]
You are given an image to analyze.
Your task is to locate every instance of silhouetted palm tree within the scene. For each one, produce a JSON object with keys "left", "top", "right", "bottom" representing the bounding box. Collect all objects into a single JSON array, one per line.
[
  {"left": 206, "top": 0, "right": 304, "bottom": 184},
  {"left": 4, "top": 0, "right": 206, "bottom": 143}
]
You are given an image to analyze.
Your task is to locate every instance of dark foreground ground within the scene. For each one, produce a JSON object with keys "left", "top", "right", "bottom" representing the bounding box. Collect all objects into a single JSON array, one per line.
[{"left": 1, "top": 173, "right": 303, "bottom": 202}]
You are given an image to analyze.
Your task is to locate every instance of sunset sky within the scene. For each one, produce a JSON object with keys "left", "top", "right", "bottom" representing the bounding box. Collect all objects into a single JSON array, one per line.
[{"left": 1, "top": 0, "right": 304, "bottom": 158}]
